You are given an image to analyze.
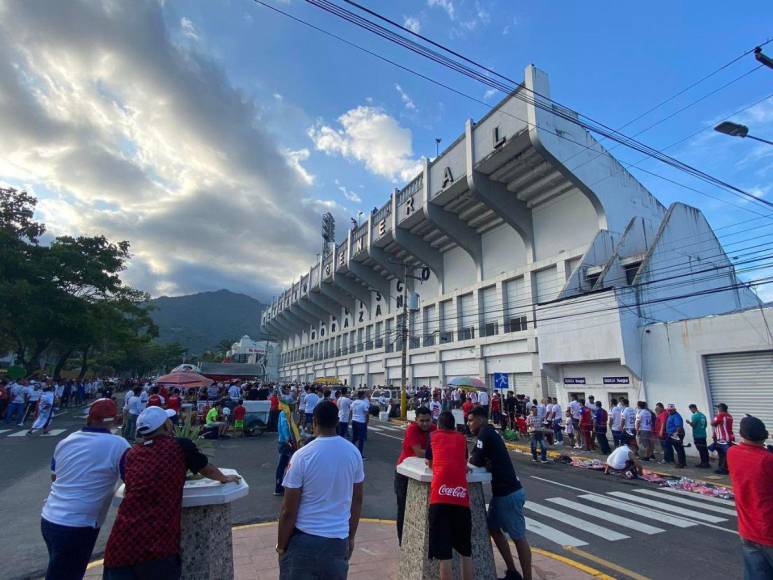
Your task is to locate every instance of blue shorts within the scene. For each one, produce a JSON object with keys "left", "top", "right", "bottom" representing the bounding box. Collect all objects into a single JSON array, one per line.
[{"left": 487, "top": 488, "right": 526, "bottom": 541}]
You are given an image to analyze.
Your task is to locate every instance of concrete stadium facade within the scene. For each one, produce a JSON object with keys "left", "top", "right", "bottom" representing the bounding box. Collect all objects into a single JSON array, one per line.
[{"left": 262, "top": 65, "right": 761, "bottom": 406}]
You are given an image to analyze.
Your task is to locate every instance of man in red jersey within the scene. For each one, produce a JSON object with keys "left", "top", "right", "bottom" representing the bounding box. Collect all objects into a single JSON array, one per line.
[
  {"left": 727, "top": 415, "right": 772, "bottom": 578},
  {"left": 712, "top": 403, "right": 735, "bottom": 475},
  {"left": 426, "top": 411, "right": 472, "bottom": 580},
  {"left": 394, "top": 406, "right": 435, "bottom": 545}
]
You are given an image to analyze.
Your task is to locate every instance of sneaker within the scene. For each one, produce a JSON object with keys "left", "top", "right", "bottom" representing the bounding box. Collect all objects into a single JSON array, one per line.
[
  {"left": 273, "top": 491, "right": 284, "bottom": 496},
  {"left": 531, "top": 457, "right": 538, "bottom": 462},
  {"left": 540, "top": 459, "right": 549, "bottom": 464}
]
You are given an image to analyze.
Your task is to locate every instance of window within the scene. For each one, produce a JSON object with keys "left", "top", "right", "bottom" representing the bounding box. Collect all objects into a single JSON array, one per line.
[
  {"left": 439, "top": 331, "right": 454, "bottom": 344},
  {"left": 423, "top": 333, "right": 436, "bottom": 347},
  {"left": 585, "top": 272, "right": 600, "bottom": 289},
  {"left": 481, "top": 321, "right": 498, "bottom": 337},
  {"left": 624, "top": 262, "right": 642, "bottom": 285},
  {"left": 410, "top": 336, "right": 420, "bottom": 349},
  {"left": 505, "top": 316, "right": 528, "bottom": 333},
  {"left": 457, "top": 327, "right": 475, "bottom": 341}
]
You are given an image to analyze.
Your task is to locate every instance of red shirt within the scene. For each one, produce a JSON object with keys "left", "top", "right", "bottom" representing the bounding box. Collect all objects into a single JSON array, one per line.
[
  {"left": 655, "top": 410, "right": 668, "bottom": 439},
  {"left": 579, "top": 407, "right": 593, "bottom": 428},
  {"left": 492, "top": 397, "right": 501, "bottom": 413},
  {"left": 515, "top": 417, "right": 527, "bottom": 434},
  {"left": 159, "top": 386, "right": 169, "bottom": 399},
  {"left": 712, "top": 412, "right": 734, "bottom": 443},
  {"left": 428, "top": 430, "right": 469, "bottom": 507},
  {"left": 104, "top": 436, "right": 208, "bottom": 567},
  {"left": 728, "top": 443, "right": 773, "bottom": 546},
  {"left": 166, "top": 395, "right": 181, "bottom": 412},
  {"left": 234, "top": 405, "right": 246, "bottom": 421},
  {"left": 397, "top": 422, "right": 436, "bottom": 466},
  {"left": 270, "top": 394, "right": 279, "bottom": 411}
]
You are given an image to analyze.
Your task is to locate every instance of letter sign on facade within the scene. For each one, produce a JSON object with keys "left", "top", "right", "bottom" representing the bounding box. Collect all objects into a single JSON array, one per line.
[
  {"left": 378, "top": 219, "right": 386, "bottom": 237},
  {"left": 354, "top": 237, "right": 364, "bottom": 254},
  {"left": 442, "top": 166, "right": 454, "bottom": 188},
  {"left": 405, "top": 197, "right": 414, "bottom": 215},
  {"left": 338, "top": 250, "right": 346, "bottom": 267}
]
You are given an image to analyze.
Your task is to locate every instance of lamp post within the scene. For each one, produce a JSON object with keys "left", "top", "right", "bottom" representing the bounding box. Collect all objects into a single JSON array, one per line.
[{"left": 714, "top": 121, "right": 773, "bottom": 146}]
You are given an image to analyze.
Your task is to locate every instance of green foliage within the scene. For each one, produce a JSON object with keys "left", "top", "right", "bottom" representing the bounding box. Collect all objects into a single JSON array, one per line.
[{"left": 0, "top": 187, "right": 162, "bottom": 378}]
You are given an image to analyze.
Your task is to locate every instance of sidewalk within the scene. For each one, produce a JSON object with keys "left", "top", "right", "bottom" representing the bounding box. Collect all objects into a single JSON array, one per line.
[
  {"left": 504, "top": 438, "right": 732, "bottom": 488},
  {"left": 85, "top": 520, "right": 609, "bottom": 579}
]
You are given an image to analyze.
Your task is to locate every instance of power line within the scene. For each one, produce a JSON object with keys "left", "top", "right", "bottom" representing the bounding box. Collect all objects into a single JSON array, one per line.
[{"left": 301, "top": 0, "right": 773, "bottom": 210}]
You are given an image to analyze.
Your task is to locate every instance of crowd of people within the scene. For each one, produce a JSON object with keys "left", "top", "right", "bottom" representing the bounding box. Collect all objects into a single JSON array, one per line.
[{"left": 16, "top": 374, "right": 771, "bottom": 579}]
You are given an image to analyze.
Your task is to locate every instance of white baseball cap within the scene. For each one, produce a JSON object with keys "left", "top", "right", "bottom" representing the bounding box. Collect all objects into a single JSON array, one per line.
[{"left": 136, "top": 407, "right": 177, "bottom": 436}]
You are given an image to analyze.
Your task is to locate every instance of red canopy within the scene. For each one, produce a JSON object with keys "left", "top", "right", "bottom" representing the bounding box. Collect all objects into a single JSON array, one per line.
[{"left": 155, "top": 371, "right": 213, "bottom": 389}]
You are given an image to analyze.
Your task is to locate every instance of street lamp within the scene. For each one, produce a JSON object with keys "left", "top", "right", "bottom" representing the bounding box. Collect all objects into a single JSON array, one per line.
[{"left": 714, "top": 121, "right": 773, "bottom": 146}]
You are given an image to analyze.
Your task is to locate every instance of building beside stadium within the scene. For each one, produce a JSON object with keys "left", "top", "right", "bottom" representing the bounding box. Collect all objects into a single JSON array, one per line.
[{"left": 262, "top": 66, "right": 771, "bottom": 431}]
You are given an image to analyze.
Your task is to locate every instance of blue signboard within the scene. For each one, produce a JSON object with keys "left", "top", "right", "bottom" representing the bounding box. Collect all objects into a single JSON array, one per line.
[{"left": 494, "top": 373, "right": 509, "bottom": 389}]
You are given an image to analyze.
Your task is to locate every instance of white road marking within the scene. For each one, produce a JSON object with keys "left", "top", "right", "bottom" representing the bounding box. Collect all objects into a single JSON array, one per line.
[
  {"left": 379, "top": 425, "right": 400, "bottom": 432},
  {"left": 579, "top": 494, "right": 696, "bottom": 528},
  {"left": 41, "top": 429, "right": 66, "bottom": 437},
  {"left": 8, "top": 430, "right": 30, "bottom": 437},
  {"left": 525, "top": 501, "right": 629, "bottom": 541},
  {"left": 632, "top": 489, "right": 737, "bottom": 516},
  {"left": 660, "top": 487, "right": 735, "bottom": 506},
  {"left": 0, "top": 429, "right": 10, "bottom": 435},
  {"left": 368, "top": 426, "right": 385, "bottom": 432},
  {"left": 524, "top": 516, "right": 588, "bottom": 547},
  {"left": 606, "top": 492, "right": 727, "bottom": 523},
  {"left": 545, "top": 497, "right": 665, "bottom": 534}
]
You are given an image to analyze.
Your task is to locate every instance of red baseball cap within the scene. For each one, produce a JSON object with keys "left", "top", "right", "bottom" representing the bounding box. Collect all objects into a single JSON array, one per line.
[{"left": 88, "top": 398, "right": 119, "bottom": 423}]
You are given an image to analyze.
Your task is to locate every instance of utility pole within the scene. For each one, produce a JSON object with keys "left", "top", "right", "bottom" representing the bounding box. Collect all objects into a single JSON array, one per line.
[{"left": 400, "top": 263, "right": 409, "bottom": 420}]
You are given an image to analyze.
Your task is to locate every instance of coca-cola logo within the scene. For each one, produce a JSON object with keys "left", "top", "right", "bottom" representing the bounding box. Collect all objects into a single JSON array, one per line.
[{"left": 438, "top": 485, "right": 467, "bottom": 499}]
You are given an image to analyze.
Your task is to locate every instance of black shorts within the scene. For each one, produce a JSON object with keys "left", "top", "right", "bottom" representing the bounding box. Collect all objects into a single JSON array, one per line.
[{"left": 428, "top": 503, "right": 472, "bottom": 560}]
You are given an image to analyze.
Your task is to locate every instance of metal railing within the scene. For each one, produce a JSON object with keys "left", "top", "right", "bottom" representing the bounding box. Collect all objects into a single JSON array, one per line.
[
  {"left": 397, "top": 173, "right": 423, "bottom": 205},
  {"left": 373, "top": 200, "right": 392, "bottom": 223}
]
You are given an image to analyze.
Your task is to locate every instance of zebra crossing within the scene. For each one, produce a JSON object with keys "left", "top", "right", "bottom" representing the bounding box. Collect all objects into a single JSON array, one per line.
[
  {"left": 0, "top": 428, "right": 68, "bottom": 438},
  {"left": 521, "top": 485, "right": 736, "bottom": 548}
]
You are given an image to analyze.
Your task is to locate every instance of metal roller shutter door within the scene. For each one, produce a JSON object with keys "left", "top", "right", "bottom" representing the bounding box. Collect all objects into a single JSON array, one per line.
[{"left": 705, "top": 351, "right": 773, "bottom": 438}]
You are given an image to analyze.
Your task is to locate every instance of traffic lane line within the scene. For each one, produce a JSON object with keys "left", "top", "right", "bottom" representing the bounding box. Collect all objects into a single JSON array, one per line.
[
  {"left": 525, "top": 501, "right": 630, "bottom": 541},
  {"left": 661, "top": 487, "right": 735, "bottom": 506},
  {"left": 524, "top": 516, "right": 588, "bottom": 547},
  {"left": 606, "top": 491, "right": 727, "bottom": 524},
  {"left": 545, "top": 497, "right": 665, "bottom": 535},
  {"left": 564, "top": 545, "right": 652, "bottom": 580},
  {"left": 579, "top": 494, "right": 696, "bottom": 528},
  {"left": 632, "top": 488, "right": 737, "bottom": 516}
]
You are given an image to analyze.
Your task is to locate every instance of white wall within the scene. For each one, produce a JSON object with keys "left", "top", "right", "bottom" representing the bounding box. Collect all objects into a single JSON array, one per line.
[
  {"left": 443, "top": 246, "right": 477, "bottom": 292},
  {"left": 642, "top": 306, "right": 773, "bottom": 452},
  {"left": 532, "top": 189, "right": 598, "bottom": 261},
  {"left": 482, "top": 223, "right": 527, "bottom": 278}
]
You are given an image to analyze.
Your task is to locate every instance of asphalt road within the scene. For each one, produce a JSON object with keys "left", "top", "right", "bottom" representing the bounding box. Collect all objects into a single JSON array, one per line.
[{"left": 0, "top": 409, "right": 743, "bottom": 580}]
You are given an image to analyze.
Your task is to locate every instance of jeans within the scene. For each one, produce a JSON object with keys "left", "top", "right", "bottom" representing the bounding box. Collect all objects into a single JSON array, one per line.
[
  {"left": 596, "top": 431, "right": 611, "bottom": 454},
  {"left": 276, "top": 443, "right": 292, "bottom": 494},
  {"left": 279, "top": 530, "right": 349, "bottom": 580},
  {"left": 394, "top": 472, "right": 409, "bottom": 545},
  {"left": 661, "top": 438, "right": 673, "bottom": 463},
  {"left": 553, "top": 420, "right": 563, "bottom": 442},
  {"left": 5, "top": 401, "right": 24, "bottom": 424},
  {"left": 351, "top": 421, "right": 367, "bottom": 455},
  {"left": 742, "top": 539, "right": 773, "bottom": 580},
  {"left": 664, "top": 436, "right": 686, "bottom": 467},
  {"left": 123, "top": 414, "right": 137, "bottom": 442},
  {"left": 694, "top": 437, "right": 710, "bottom": 466},
  {"left": 530, "top": 434, "right": 546, "bottom": 460},
  {"left": 717, "top": 442, "right": 731, "bottom": 472},
  {"left": 41, "top": 517, "right": 100, "bottom": 580},
  {"left": 611, "top": 430, "right": 623, "bottom": 448},
  {"left": 337, "top": 421, "right": 349, "bottom": 439}
]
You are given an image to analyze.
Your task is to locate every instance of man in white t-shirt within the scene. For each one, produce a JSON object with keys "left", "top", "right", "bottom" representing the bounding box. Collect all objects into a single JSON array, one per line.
[
  {"left": 609, "top": 398, "right": 624, "bottom": 448},
  {"left": 621, "top": 398, "right": 637, "bottom": 436},
  {"left": 304, "top": 388, "right": 320, "bottom": 430},
  {"left": 350, "top": 391, "right": 370, "bottom": 458},
  {"left": 337, "top": 390, "right": 352, "bottom": 438},
  {"left": 635, "top": 401, "right": 655, "bottom": 460},
  {"left": 41, "top": 398, "right": 130, "bottom": 580},
  {"left": 278, "top": 401, "right": 364, "bottom": 580},
  {"left": 5, "top": 380, "right": 27, "bottom": 425},
  {"left": 605, "top": 435, "right": 641, "bottom": 478},
  {"left": 478, "top": 389, "right": 490, "bottom": 417}
]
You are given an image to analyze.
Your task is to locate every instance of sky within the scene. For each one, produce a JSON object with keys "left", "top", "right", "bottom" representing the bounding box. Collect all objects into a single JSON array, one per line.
[{"left": 0, "top": 0, "right": 771, "bottom": 302}]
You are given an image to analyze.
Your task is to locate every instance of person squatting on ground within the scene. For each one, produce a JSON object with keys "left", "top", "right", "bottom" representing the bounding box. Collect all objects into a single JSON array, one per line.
[
  {"left": 277, "top": 401, "right": 364, "bottom": 580},
  {"left": 394, "top": 406, "right": 435, "bottom": 545},
  {"left": 468, "top": 405, "right": 531, "bottom": 580},
  {"left": 425, "top": 411, "right": 473, "bottom": 580},
  {"left": 605, "top": 434, "right": 642, "bottom": 479}
]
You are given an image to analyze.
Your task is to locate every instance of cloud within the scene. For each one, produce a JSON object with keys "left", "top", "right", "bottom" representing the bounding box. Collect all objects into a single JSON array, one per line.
[
  {"left": 427, "top": 0, "right": 455, "bottom": 20},
  {"left": 334, "top": 179, "right": 362, "bottom": 204},
  {"left": 403, "top": 15, "right": 421, "bottom": 33},
  {"left": 483, "top": 88, "right": 498, "bottom": 102},
  {"left": 395, "top": 83, "right": 417, "bottom": 111},
  {"left": 308, "top": 106, "right": 423, "bottom": 182},
  {"left": 0, "top": 0, "right": 324, "bottom": 300},
  {"left": 502, "top": 16, "right": 517, "bottom": 35},
  {"left": 282, "top": 148, "right": 315, "bottom": 185},
  {"left": 451, "top": 1, "right": 491, "bottom": 37},
  {"left": 180, "top": 17, "right": 199, "bottom": 41}
]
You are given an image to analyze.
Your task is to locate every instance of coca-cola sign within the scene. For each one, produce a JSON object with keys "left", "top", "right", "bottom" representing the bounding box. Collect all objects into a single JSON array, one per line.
[{"left": 438, "top": 485, "right": 467, "bottom": 499}]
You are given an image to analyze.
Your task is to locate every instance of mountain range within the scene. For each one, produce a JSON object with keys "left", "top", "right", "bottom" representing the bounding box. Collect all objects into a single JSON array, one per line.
[{"left": 148, "top": 289, "right": 267, "bottom": 355}]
